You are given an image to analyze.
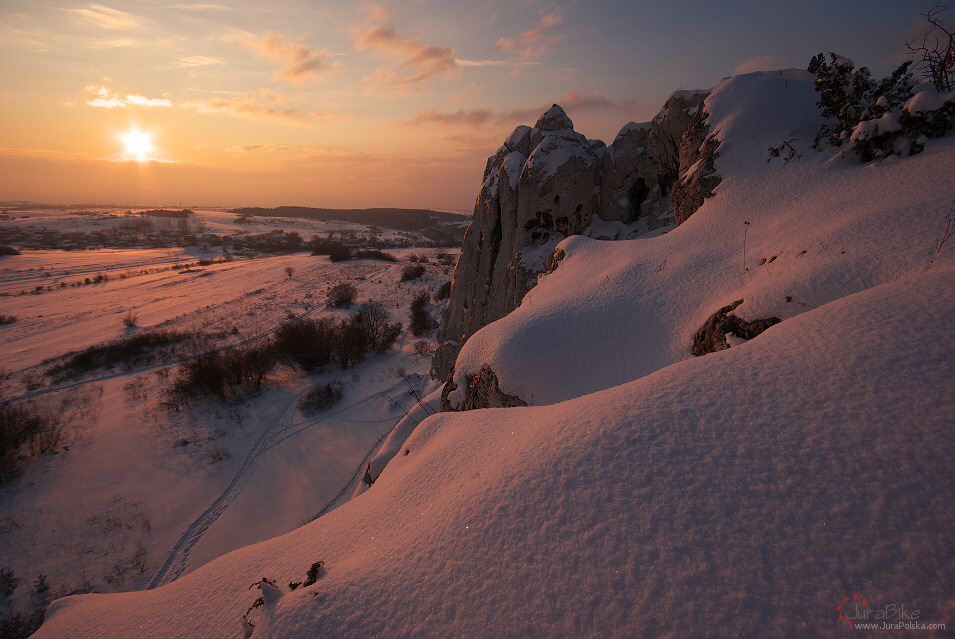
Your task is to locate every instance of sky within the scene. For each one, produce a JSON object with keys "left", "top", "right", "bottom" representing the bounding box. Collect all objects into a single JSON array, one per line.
[{"left": 0, "top": 0, "right": 932, "bottom": 211}]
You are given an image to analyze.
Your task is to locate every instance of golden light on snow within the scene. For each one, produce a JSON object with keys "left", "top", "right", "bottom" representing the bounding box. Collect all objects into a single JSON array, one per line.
[{"left": 121, "top": 128, "right": 154, "bottom": 162}]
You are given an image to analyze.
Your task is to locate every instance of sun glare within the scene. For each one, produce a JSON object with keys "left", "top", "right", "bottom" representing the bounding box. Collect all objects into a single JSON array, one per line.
[{"left": 122, "top": 128, "right": 154, "bottom": 161}]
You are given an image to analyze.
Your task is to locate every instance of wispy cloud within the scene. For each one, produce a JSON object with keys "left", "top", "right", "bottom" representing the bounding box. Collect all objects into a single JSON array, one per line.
[
  {"left": 225, "top": 143, "right": 296, "bottom": 155},
  {"left": 91, "top": 38, "right": 135, "bottom": 48},
  {"left": 354, "top": 23, "right": 458, "bottom": 93},
  {"left": 165, "top": 3, "right": 227, "bottom": 10},
  {"left": 242, "top": 33, "right": 339, "bottom": 85},
  {"left": 404, "top": 91, "right": 648, "bottom": 129},
  {"left": 178, "top": 55, "right": 225, "bottom": 67},
  {"left": 183, "top": 88, "right": 345, "bottom": 123},
  {"left": 66, "top": 4, "right": 141, "bottom": 30},
  {"left": 495, "top": 11, "right": 565, "bottom": 60},
  {"left": 84, "top": 84, "right": 172, "bottom": 108},
  {"left": 455, "top": 58, "right": 510, "bottom": 68},
  {"left": 405, "top": 107, "right": 498, "bottom": 127}
]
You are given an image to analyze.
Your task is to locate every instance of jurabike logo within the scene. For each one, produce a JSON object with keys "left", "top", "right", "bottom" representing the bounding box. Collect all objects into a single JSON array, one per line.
[{"left": 834, "top": 592, "right": 925, "bottom": 629}]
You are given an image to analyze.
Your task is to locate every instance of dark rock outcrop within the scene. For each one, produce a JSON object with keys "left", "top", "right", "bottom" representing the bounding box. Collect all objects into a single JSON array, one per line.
[
  {"left": 692, "top": 300, "right": 781, "bottom": 356},
  {"left": 440, "top": 364, "right": 528, "bottom": 412},
  {"left": 672, "top": 104, "right": 722, "bottom": 225},
  {"left": 432, "top": 94, "right": 721, "bottom": 386}
]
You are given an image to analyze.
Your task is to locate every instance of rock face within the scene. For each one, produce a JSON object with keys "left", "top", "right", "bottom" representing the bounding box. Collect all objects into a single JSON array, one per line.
[
  {"left": 439, "top": 364, "right": 528, "bottom": 412},
  {"left": 692, "top": 300, "right": 781, "bottom": 356},
  {"left": 432, "top": 94, "right": 720, "bottom": 385}
]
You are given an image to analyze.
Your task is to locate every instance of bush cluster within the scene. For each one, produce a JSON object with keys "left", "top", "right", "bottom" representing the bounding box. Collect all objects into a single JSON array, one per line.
[
  {"left": 171, "top": 302, "right": 401, "bottom": 403},
  {"left": 308, "top": 238, "right": 352, "bottom": 262},
  {"left": 352, "top": 249, "right": 396, "bottom": 261},
  {"left": 0, "top": 572, "right": 51, "bottom": 638},
  {"left": 298, "top": 381, "right": 345, "bottom": 415},
  {"left": 327, "top": 282, "right": 357, "bottom": 308},
  {"left": 809, "top": 52, "right": 955, "bottom": 161},
  {"left": 409, "top": 292, "right": 433, "bottom": 337},
  {"left": 171, "top": 342, "right": 275, "bottom": 402},
  {"left": 400, "top": 264, "right": 426, "bottom": 282},
  {"left": 0, "top": 401, "right": 64, "bottom": 484},
  {"left": 434, "top": 280, "right": 452, "bottom": 301},
  {"left": 45, "top": 330, "right": 197, "bottom": 378}
]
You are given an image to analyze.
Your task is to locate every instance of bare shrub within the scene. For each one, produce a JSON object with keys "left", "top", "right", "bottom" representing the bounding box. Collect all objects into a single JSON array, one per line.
[
  {"left": 122, "top": 310, "right": 138, "bottom": 328},
  {"left": 409, "top": 291, "right": 433, "bottom": 337},
  {"left": 273, "top": 318, "right": 336, "bottom": 371},
  {"left": 355, "top": 301, "right": 402, "bottom": 353},
  {"left": 0, "top": 401, "right": 67, "bottom": 484},
  {"left": 413, "top": 340, "right": 432, "bottom": 357},
  {"left": 327, "top": 282, "right": 357, "bottom": 308},
  {"left": 434, "top": 280, "right": 452, "bottom": 301},
  {"left": 352, "top": 249, "right": 396, "bottom": 261},
  {"left": 298, "top": 381, "right": 345, "bottom": 415},
  {"left": 173, "top": 351, "right": 231, "bottom": 401},
  {"left": 309, "top": 239, "right": 352, "bottom": 262},
  {"left": 906, "top": 3, "right": 955, "bottom": 92},
  {"left": 46, "top": 330, "right": 199, "bottom": 378},
  {"left": 232, "top": 341, "right": 276, "bottom": 392},
  {"left": 0, "top": 568, "right": 17, "bottom": 598},
  {"left": 400, "top": 264, "right": 426, "bottom": 282}
]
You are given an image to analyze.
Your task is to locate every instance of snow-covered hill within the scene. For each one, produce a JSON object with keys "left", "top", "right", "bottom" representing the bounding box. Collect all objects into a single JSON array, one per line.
[{"left": 31, "top": 71, "right": 955, "bottom": 638}]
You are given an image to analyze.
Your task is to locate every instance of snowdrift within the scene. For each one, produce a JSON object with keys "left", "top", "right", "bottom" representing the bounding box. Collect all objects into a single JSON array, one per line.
[
  {"left": 448, "top": 71, "right": 955, "bottom": 407},
  {"left": 34, "top": 71, "right": 955, "bottom": 638}
]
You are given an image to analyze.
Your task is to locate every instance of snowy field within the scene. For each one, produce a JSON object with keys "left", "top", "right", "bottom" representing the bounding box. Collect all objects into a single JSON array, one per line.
[
  {"left": 11, "top": 70, "right": 955, "bottom": 638},
  {"left": 0, "top": 242, "right": 455, "bottom": 625}
]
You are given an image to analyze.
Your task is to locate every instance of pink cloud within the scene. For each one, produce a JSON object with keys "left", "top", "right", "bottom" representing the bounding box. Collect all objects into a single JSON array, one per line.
[
  {"left": 243, "top": 33, "right": 339, "bottom": 85},
  {"left": 355, "top": 24, "right": 459, "bottom": 92},
  {"left": 495, "top": 11, "right": 565, "bottom": 60}
]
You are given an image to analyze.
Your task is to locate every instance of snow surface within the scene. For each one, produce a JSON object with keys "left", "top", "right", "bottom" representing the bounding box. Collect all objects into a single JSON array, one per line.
[
  {"left": 0, "top": 247, "right": 454, "bottom": 619},
  {"left": 448, "top": 70, "right": 955, "bottom": 407},
  {"left": 26, "top": 70, "right": 955, "bottom": 638},
  {"left": 501, "top": 151, "right": 525, "bottom": 190},
  {"left": 35, "top": 263, "right": 955, "bottom": 639},
  {"left": 523, "top": 131, "right": 594, "bottom": 183}
]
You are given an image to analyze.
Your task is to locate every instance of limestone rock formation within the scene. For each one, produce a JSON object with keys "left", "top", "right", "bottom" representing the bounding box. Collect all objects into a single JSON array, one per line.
[
  {"left": 431, "top": 105, "right": 600, "bottom": 380},
  {"left": 432, "top": 94, "right": 721, "bottom": 385},
  {"left": 672, "top": 103, "right": 722, "bottom": 225},
  {"left": 599, "top": 90, "right": 710, "bottom": 228}
]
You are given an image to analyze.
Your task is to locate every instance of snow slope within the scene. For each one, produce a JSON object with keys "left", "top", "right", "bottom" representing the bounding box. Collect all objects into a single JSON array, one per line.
[
  {"left": 449, "top": 71, "right": 955, "bottom": 407},
  {"left": 0, "top": 249, "right": 453, "bottom": 622},
  {"left": 34, "top": 261, "right": 955, "bottom": 639},
  {"left": 32, "top": 71, "right": 955, "bottom": 637}
]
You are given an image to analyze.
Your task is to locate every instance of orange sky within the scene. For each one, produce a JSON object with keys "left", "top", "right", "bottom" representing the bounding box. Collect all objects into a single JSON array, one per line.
[{"left": 0, "top": 1, "right": 920, "bottom": 210}]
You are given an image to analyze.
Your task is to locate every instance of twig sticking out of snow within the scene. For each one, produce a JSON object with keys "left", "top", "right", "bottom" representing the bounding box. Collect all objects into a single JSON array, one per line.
[{"left": 934, "top": 196, "right": 955, "bottom": 255}]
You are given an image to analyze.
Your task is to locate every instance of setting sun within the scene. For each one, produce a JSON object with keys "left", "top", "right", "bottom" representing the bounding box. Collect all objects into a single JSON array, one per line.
[{"left": 121, "top": 128, "right": 153, "bottom": 162}]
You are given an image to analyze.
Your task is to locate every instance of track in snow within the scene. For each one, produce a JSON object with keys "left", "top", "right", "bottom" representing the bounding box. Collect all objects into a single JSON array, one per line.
[{"left": 147, "top": 376, "right": 417, "bottom": 589}]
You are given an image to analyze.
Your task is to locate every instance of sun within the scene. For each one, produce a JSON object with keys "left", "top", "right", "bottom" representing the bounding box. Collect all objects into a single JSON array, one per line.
[{"left": 122, "top": 128, "right": 153, "bottom": 161}]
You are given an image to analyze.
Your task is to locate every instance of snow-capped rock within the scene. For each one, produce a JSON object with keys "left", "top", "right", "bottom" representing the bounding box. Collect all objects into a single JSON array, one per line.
[{"left": 432, "top": 95, "right": 717, "bottom": 383}]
